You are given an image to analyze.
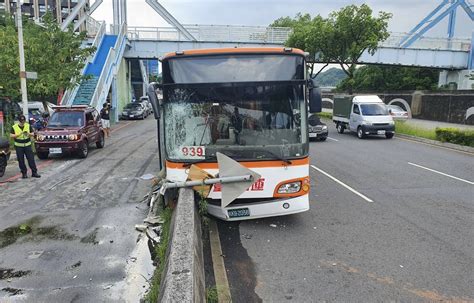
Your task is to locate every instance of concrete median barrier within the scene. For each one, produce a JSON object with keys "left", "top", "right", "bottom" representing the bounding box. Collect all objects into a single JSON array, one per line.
[{"left": 159, "top": 188, "right": 206, "bottom": 302}]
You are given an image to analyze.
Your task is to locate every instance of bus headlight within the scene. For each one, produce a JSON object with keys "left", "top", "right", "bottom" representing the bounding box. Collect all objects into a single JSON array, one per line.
[{"left": 277, "top": 181, "right": 301, "bottom": 194}]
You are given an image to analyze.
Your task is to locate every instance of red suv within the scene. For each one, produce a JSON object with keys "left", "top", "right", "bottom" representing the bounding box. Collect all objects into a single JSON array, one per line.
[{"left": 35, "top": 106, "right": 105, "bottom": 159}]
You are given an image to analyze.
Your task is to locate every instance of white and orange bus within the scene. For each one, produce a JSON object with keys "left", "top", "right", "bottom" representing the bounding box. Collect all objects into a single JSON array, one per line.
[{"left": 148, "top": 47, "right": 321, "bottom": 220}]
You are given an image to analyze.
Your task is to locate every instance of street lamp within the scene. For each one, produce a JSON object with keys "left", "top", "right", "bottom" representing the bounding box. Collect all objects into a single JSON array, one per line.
[{"left": 16, "top": 0, "right": 29, "bottom": 119}]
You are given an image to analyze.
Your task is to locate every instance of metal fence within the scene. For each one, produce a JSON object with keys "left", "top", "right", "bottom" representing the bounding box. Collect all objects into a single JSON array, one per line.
[
  {"left": 127, "top": 24, "right": 292, "bottom": 44},
  {"left": 127, "top": 26, "right": 471, "bottom": 52},
  {"left": 381, "top": 32, "right": 471, "bottom": 51}
]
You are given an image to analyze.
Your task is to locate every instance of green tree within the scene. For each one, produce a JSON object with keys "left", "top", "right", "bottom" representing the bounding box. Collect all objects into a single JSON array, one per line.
[
  {"left": 336, "top": 65, "right": 439, "bottom": 91},
  {"left": 272, "top": 4, "right": 392, "bottom": 91},
  {"left": 0, "top": 13, "right": 95, "bottom": 105}
]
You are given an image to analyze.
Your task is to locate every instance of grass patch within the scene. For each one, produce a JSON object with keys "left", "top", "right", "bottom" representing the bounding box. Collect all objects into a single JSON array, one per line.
[
  {"left": 395, "top": 120, "right": 437, "bottom": 140},
  {"left": 145, "top": 207, "right": 173, "bottom": 303},
  {"left": 206, "top": 286, "right": 219, "bottom": 303},
  {"left": 317, "top": 112, "right": 333, "bottom": 119}
]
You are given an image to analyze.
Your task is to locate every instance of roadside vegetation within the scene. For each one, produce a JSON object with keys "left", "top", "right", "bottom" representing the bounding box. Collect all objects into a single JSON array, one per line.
[
  {"left": 394, "top": 120, "right": 437, "bottom": 140},
  {"left": 435, "top": 128, "right": 474, "bottom": 147},
  {"left": 145, "top": 207, "right": 173, "bottom": 303},
  {"left": 206, "top": 286, "right": 219, "bottom": 303},
  {"left": 317, "top": 112, "right": 333, "bottom": 120},
  {"left": 271, "top": 4, "right": 392, "bottom": 92},
  {"left": 395, "top": 121, "right": 474, "bottom": 147}
]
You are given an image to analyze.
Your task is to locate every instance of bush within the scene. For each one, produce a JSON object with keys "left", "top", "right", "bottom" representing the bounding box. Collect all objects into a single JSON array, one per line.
[
  {"left": 435, "top": 128, "right": 474, "bottom": 147},
  {"left": 317, "top": 112, "right": 333, "bottom": 119}
]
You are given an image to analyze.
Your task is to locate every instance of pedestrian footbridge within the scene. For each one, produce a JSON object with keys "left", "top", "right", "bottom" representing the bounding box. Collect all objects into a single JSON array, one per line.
[{"left": 61, "top": 21, "right": 473, "bottom": 121}]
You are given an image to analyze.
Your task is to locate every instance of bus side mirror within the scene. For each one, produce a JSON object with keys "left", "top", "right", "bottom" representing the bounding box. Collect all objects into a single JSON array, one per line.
[
  {"left": 308, "top": 79, "right": 322, "bottom": 113},
  {"left": 147, "top": 83, "right": 161, "bottom": 119}
]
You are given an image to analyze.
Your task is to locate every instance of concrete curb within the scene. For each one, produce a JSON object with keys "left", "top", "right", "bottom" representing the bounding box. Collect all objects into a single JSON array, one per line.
[
  {"left": 396, "top": 133, "right": 474, "bottom": 154},
  {"left": 159, "top": 188, "right": 206, "bottom": 303}
]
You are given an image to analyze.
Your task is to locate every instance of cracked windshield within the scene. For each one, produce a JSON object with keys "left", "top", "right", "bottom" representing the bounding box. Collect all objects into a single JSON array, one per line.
[{"left": 164, "top": 84, "right": 307, "bottom": 161}]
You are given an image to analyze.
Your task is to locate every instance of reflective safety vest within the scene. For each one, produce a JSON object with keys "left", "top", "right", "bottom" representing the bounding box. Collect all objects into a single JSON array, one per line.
[{"left": 13, "top": 123, "right": 32, "bottom": 147}]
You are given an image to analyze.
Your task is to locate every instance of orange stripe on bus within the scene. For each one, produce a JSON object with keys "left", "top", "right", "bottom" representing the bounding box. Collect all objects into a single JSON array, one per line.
[
  {"left": 164, "top": 47, "right": 305, "bottom": 58},
  {"left": 166, "top": 157, "right": 309, "bottom": 169}
]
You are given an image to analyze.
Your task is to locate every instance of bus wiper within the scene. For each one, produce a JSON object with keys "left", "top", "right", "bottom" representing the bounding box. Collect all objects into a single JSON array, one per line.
[{"left": 255, "top": 149, "right": 292, "bottom": 165}]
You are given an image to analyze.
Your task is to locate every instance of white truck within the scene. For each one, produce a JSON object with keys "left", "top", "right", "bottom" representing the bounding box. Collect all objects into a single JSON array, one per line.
[{"left": 332, "top": 95, "right": 395, "bottom": 139}]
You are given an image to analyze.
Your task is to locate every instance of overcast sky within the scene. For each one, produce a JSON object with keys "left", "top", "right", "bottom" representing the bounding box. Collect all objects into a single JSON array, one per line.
[{"left": 92, "top": 0, "right": 473, "bottom": 38}]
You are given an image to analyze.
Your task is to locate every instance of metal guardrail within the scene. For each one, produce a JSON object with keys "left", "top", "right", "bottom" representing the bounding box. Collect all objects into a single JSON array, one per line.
[
  {"left": 380, "top": 32, "right": 471, "bottom": 51},
  {"left": 127, "top": 25, "right": 292, "bottom": 44},
  {"left": 61, "top": 20, "right": 106, "bottom": 105},
  {"left": 86, "top": 17, "right": 104, "bottom": 37},
  {"left": 90, "top": 23, "right": 128, "bottom": 111},
  {"left": 127, "top": 26, "right": 471, "bottom": 52},
  {"left": 139, "top": 60, "right": 149, "bottom": 87}
]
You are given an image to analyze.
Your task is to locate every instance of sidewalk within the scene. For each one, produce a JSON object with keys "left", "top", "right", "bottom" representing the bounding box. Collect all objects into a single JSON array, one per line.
[{"left": 404, "top": 119, "right": 474, "bottom": 131}]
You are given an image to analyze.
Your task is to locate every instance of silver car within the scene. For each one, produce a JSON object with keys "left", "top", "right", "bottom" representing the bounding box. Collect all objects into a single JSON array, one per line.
[{"left": 387, "top": 105, "right": 409, "bottom": 119}]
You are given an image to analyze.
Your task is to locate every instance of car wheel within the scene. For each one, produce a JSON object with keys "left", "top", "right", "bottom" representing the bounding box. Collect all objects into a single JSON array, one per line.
[
  {"left": 320, "top": 137, "right": 327, "bottom": 141},
  {"left": 36, "top": 151, "right": 49, "bottom": 160},
  {"left": 357, "top": 127, "right": 365, "bottom": 139},
  {"left": 141, "top": 114, "right": 145, "bottom": 120},
  {"left": 0, "top": 155, "right": 6, "bottom": 177},
  {"left": 78, "top": 141, "right": 89, "bottom": 158},
  {"left": 385, "top": 132, "right": 394, "bottom": 139},
  {"left": 336, "top": 123, "right": 345, "bottom": 134},
  {"left": 96, "top": 131, "right": 105, "bottom": 148}
]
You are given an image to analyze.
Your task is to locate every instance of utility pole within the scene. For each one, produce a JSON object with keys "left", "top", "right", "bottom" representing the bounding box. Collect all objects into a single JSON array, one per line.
[{"left": 16, "top": 0, "right": 29, "bottom": 119}]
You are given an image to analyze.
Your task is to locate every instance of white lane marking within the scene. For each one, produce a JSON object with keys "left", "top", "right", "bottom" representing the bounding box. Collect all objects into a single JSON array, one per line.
[
  {"left": 310, "top": 165, "right": 374, "bottom": 203},
  {"left": 327, "top": 137, "right": 339, "bottom": 142},
  {"left": 408, "top": 162, "right": 474, "bottom": 185}
]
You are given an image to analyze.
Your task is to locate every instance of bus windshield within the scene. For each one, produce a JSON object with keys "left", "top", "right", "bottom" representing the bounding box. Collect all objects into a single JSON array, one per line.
[{"left": 164, "top": 83, "right": 307, "bottom": 161}]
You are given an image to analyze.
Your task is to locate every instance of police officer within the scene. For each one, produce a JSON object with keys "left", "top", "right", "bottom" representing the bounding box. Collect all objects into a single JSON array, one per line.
[{"left": 10, "top": 115, "right": 41, "bottom": 178}]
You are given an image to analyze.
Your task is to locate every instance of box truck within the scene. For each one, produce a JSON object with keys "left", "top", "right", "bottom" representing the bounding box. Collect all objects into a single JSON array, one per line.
[{"left": 333, "top": 95, "right": 395, "bottom": 139}]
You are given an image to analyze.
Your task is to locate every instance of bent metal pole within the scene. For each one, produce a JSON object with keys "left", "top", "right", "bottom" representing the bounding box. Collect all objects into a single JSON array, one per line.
[{"left": 163, "top": 175, "right": 254, "bottom": 190}]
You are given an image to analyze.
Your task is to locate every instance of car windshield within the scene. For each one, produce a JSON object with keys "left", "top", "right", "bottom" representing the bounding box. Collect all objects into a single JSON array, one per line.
[
  {"left": 360, "top": 104, "right": 389, "bottom": 116},
  {"left": 163, "top": 83, "right": 308, "bottom": 161},
  {"left": 388, "top": 105, "right": 404, "bottom": 112},
  {"left": 48, "top": 111, "right": 84, "bottom": 127},
  {"left": 125, "top": 103, "right": 142, "bottom": 109},
  {"left": 29, "top": 109, "right": 42, "bottom": 117}
]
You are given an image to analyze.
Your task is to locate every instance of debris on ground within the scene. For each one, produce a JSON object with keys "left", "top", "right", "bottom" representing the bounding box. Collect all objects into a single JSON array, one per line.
[
  {"left": 0, "top": 268, "right": 31, "bottom": 280},
  {"left": 269, "top": 224, "right": 277, "bottom": 228},
  {"left": 27, "top": 250, "right": 44, "bottom": 259},
  {"left": 243, "top": 234, "right": 253, "bottom": 239},
  {"left": 2, "top": 287, "right": 23, "bottom": 296},
  {"left": 71, "top": 261, "right": 82, "bottom": 269},
  {"left": 135, "top": 224, "right": 147, "bottom": 232},
  {"left": 143, "top": 216, "right": 164, "bottom": 226}
]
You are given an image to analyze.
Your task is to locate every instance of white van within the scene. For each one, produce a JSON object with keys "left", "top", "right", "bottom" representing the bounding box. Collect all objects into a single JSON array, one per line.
[{"left": 333, "top": 95, "right": 395, "bottom": 139}]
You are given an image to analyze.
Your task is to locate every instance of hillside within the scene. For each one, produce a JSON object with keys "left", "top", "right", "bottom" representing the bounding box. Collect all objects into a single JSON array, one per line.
[{"left": 314, "top": 67, "right": 347, "bottom": 87}]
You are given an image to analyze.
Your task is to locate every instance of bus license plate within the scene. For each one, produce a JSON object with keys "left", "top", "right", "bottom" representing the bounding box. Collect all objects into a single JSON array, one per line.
[
  {"left": 377, "top": 130, "right": 386, "bottom": 135},
  {"left": 49, "top": 148, "right": 62, "bottom": 154},
  {"left": 228, "top": 208, "right": 250, "bottom": 218}
]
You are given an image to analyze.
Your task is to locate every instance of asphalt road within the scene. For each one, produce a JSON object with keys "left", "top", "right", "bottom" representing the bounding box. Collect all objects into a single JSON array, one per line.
[
  {"left": 217, "top": 120, "right": 474, "bottom": 302},
  {"left": 0, "top": 118, "right": 159, "bottom": 302}
]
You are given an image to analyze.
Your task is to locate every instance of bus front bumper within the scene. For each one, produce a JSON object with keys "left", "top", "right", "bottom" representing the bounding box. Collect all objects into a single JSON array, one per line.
[{"left": 207, "top": 194, "right": 309, "bottom": 221}]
